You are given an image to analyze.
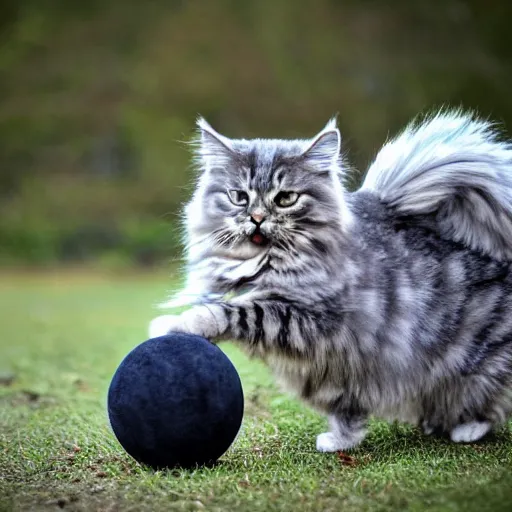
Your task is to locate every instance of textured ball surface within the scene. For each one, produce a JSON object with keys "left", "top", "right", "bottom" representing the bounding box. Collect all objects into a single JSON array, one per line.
[{"left": 108, "top": 333, "right": 244, "bottom": 469}]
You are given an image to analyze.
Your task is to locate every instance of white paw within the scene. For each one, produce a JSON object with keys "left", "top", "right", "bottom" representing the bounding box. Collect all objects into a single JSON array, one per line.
[
  {"left": 316, "top": 432, "right": 341, "bottom": 452},
  {"left": 316, "top": 432, "right": 359, "bottom": 453},
  {"left": 148, "top": 315, "right": 180, "bottom": 338},
  {"left": 450, "top": 421, "right": 491, "bottom": 443}
]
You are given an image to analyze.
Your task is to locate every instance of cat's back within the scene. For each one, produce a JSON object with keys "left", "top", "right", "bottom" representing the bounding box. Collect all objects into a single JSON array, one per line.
[
  {"left": 348, "top": 189, "right": 512, "bottom": 290},
  {"left": 347, "top": 190, "right": 512, "bottom": 374}
]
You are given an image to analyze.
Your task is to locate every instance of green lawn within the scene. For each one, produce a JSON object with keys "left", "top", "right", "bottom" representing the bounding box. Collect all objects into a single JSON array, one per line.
[{"left": 1, "top": 271, "right": 512, "bottom": 512}]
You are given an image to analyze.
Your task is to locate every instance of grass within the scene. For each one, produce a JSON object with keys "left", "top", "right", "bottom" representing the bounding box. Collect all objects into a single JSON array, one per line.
[{"left": 1, "top": 270, "right": 512, "bottom": 512}]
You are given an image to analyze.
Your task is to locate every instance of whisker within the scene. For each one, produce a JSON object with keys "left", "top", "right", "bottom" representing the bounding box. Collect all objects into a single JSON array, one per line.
[{"left": 185, "top": 230, "right": 221, "bottom": 249}]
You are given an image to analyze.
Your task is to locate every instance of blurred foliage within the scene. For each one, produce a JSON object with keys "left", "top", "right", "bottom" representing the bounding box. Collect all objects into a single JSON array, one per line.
[{"left": 1, "top": 0, "right": 512, "bottom": 265}]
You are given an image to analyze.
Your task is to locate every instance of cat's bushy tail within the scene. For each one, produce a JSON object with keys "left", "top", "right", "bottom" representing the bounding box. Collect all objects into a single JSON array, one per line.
[{"left": 361, "top": 110, "right": 512, "bottom": 260}]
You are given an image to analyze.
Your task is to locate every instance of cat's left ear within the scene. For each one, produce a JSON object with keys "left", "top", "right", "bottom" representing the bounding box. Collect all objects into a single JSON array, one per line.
[
  {"left": 301, "top": 117, "right": 341, "bottom": 172},
  {"left": 195, "top": 117, "right": 235, "bottom": 168}
]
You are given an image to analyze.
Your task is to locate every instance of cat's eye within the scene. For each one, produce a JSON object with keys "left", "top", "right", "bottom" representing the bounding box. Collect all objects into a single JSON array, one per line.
[
  {"left": 274, "top": 191, "right": 299, "bottom": 207},
  {"left": 227, "top": 189, "right": 249, "bottom": 206}
]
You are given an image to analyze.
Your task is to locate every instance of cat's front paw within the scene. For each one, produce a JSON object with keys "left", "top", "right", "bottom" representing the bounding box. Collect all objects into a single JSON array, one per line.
[
  {"left": 315, "top": 431, "right": 364, "bottom": 452},
  {"left": 148, "top": 315, "right": 185, "bottom": 338},
  {"left": 148, "top": 305, "right": 226, "bottom": 341},
  {"left": 316, "top": 432, "right": 342, "bottom": 452}
]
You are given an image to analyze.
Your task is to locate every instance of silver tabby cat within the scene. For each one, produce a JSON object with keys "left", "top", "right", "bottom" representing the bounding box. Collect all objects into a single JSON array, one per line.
[{"left": 150, "top": 111, "right": 512, "bottom": 451}]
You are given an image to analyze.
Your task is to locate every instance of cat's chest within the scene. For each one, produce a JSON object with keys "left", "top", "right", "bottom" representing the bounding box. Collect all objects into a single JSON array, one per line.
[
  {"left": 264, "top": 352, "right": 423, "bottom": 422},
  {"left": 264, "top": 354, "right": 340, "bottom": 409},
  {"left": 266, "top": 354, "right": 311, "bottom": 388}
]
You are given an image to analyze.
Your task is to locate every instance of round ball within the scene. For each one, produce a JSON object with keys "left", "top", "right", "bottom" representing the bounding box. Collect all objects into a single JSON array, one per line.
[{"left": 108, "top": 333, "right": 244, "bottom": 469}]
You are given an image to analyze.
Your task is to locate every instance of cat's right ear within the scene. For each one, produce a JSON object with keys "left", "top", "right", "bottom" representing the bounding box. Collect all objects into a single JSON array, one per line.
[
  {"left": 300, "top": 121, "right": 341, "bottom": 173},
  {"left": 195, "top": 117, "right": 235, "bottom": 168}
]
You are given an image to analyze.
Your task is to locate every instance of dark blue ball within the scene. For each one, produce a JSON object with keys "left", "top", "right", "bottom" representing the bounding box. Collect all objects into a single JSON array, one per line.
[{"left": 107, "top": 333, "right": 244, "bottom": 469}]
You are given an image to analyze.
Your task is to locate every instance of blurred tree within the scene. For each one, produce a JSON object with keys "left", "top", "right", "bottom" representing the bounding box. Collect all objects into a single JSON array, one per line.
[{"left": 1, "top": 0, "right": 511, "bottom": 265}]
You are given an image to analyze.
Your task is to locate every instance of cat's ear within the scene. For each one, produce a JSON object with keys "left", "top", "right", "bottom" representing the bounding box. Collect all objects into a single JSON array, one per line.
[
  {"left": 196, "top": 117, "right": 235, "bottom": 167},
  {"left": 321, "top": 117, "right": 338, "bottom": 132},
  {"left": 301, "top": 118, "right": 341, "bottom": 172}
]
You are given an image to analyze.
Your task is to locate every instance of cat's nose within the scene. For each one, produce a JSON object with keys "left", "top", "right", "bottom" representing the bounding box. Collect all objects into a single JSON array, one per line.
[{"left": 250, "top": 212, "right": 266, "bottom": 225}]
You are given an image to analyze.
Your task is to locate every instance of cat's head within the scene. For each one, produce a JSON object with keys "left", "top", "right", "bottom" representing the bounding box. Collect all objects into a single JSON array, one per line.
[{"left": 185, "top": 117, "right": 352, "bottom": 262}]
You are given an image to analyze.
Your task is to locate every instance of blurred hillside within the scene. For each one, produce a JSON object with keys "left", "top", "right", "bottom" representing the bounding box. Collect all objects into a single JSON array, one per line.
[{"left": 1, "top": 0, "right": 512, "bottom": 266}]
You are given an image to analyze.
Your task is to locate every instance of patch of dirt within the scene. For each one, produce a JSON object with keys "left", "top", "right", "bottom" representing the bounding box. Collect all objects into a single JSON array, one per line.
[
  {"left": 337, "top": 451, "right": 357, "bottom": 466},
  {"left": 0, "top": 371, "right": 16, "bottom": 386},
  {"left": 4, "top": 480, "right": 121, "bottom": 512},
  {"left": 6, "top": 390, "right": 57, "bottom": 408},
  {"left": 73, "top": 379, "right": 91, "bottom": 393},
  {"left": 243, "top": 387, "right": 273, "bottom": 418}
]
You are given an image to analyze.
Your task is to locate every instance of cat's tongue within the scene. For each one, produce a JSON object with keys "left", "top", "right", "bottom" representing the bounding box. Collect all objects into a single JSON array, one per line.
[{"left": 251, "top": 233, "right": 266, "bottom": 246}]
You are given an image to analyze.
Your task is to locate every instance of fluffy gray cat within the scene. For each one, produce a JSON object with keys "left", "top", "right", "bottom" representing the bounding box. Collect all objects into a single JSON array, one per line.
[{"left": 150, "top": 111, "right": 512, "bottom": 451}]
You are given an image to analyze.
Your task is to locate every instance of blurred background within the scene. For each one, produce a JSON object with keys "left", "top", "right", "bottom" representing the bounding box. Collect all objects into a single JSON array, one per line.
[{"left": 1, "top": 0, "right": 512, "bottom": 269}]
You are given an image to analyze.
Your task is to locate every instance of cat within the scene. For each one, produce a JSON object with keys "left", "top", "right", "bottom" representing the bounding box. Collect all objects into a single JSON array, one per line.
[{"left": 149, "top": 111, "right": 512, "bottom": 451}]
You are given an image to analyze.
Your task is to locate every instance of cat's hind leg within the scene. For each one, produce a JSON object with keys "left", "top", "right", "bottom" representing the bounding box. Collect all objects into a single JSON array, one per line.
[
  {"left": 316, "top": 411, "right": 367, "bottom": 452},
  {"left": 450, "top": 421, "right": 492, "bottom": 443}
]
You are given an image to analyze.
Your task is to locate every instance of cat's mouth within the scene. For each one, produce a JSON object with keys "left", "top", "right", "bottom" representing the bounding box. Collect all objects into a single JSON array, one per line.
[{"left": 250, "top": 227, "right": 269, "bottom": 247}]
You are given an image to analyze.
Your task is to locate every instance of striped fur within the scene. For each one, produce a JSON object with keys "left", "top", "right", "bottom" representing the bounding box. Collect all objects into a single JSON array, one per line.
[
  {"left": 151, "top": 111, "right": 512, "bottom": 451},
  {"left": 362, "top": 111, "right": 512, "bottom": 260}
]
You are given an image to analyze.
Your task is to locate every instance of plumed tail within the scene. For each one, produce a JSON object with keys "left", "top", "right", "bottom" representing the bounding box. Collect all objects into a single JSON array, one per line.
[{"left": 361, "top": 110, "right": 512, "bottom": 260}]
